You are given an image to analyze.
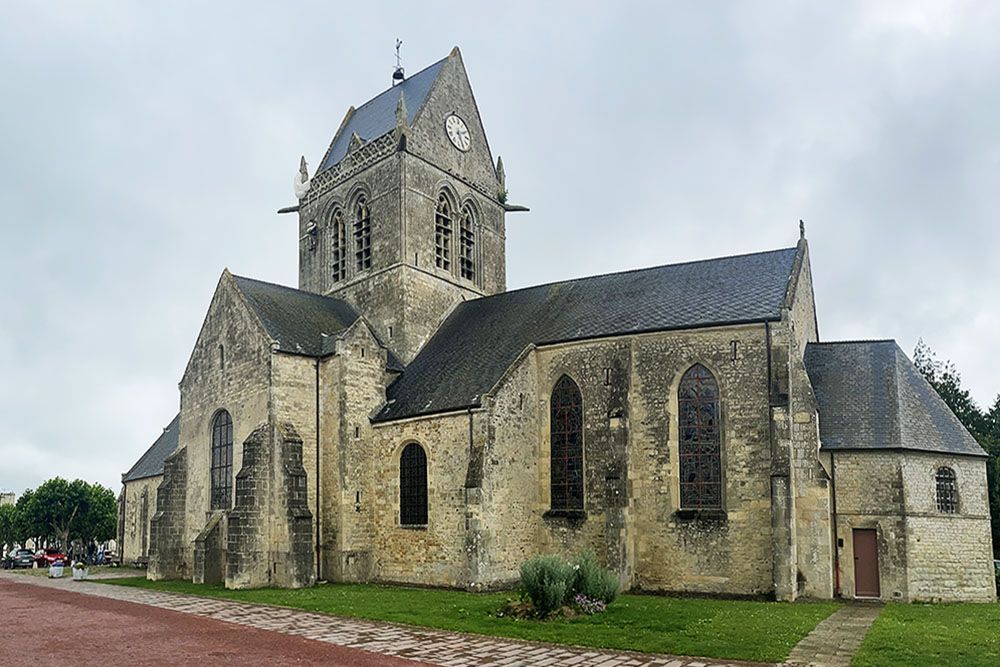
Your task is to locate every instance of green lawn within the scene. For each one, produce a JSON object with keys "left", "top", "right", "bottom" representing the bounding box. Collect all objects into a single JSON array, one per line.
[
  {"left": 101, "top": 577, "right": 837, "bottom": 662},
  {"left": 854, "top": 602, "right": 1000, "bottom": 667}
]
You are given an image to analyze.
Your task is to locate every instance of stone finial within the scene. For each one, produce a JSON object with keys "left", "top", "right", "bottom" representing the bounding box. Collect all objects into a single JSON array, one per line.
[
  {"left": 293, "top": 156, "right": 311, "bottom": 199},
  {"left": 496, "top": 155, "right": 505, "bottom": 190},
  {"left": 799, "top": 219, "right": 806, "bottom": 240},
  {"left": 394, "top": 91, "right": 409, "bottom": 145}
]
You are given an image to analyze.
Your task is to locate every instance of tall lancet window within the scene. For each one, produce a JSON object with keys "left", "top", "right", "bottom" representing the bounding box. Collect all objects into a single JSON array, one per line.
[
  {"left": 678, "top": 364, "right": 722, "bottom": 510},
  {"left": 400, "top": 443, "right": 428, "bottom": 526},
  {"left": 354, "top": 196, "right": 371, "bottom": 271},
  {"left": 435, "top": 194, "right": 452, "bottom": 271},
  {"left": 210, "top": 410, "right": 234, "bottom": 511},
  {"left": 459, "top": 204, "right": 475, "bottom": 281},
  {"left": 331, "top": 209, "right": 346, "bottom": 283},
  {"left": 550, "top": 375, "right": 584, "bottom": 511}
]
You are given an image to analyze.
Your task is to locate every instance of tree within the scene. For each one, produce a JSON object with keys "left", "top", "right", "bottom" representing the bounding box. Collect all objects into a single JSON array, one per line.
[
  {"left": 914, "top": 340, "right": 1000, "bottom": 556},
  {"left": 24, "top": 478, "right": 119, "bottom": 549},
  {"left": 0, "top": 504, "right": 15, "bottom": 552},
  {"left": 13, "top": 489, "right": 41, "bottom": 545}
]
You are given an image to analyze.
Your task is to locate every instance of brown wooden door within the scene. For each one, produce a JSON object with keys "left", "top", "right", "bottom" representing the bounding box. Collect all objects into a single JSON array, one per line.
[{"left": 853, "top": 528, "right": 880, "bottom": 598}]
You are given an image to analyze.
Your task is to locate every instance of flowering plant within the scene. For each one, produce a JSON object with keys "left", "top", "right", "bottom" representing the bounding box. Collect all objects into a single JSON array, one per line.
[{"left": 574, "top": 594, "right": 607, "bottom": 615}]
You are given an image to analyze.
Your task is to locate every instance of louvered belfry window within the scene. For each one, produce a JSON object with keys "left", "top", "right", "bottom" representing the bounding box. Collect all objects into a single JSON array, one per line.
[
  {"left": 210, "top": 410, "right": 234, "bottom": 511},
  {"left": 935, "top": 467, "right": 958, "bottom": 513},
  {"left": 678, "top": 364, "right": 722, "bottom": 510},
  {"left": 400, "top": 443, "right": 428, "bottom": 526},
  {"left": 435, "top": 194, "right": 452, "bottom": 271},
  {"left": 354, "top": 196, "right": 371, "bottom": 271},
  {"left": 459, "top": 204, "right": 475, "bottom": 281},
  {"left": 331, "top": 209, "right": 346, "bottom": 283},
  {"left": 550, "top": 375, "right": 584, "bottom": 511}
]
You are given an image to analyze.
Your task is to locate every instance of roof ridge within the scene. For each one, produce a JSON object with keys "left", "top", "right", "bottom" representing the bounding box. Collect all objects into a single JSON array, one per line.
[
  {"left": 473, "top": 246, "right": 798, "bottom": 302},
  {"left": 232, "top": 274, "right": 352, "bottom": 304},
  {"left": 807, "top": 339, "right": 897, "bottom": 346}
]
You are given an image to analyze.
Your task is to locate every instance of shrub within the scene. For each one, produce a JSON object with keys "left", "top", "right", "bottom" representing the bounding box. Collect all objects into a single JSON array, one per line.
[
  {"left": 519, "top": 555, "right": 574, "bottom": 617},
  {"left": 570, "top": 550, "right": 620, "bottom": 604}
]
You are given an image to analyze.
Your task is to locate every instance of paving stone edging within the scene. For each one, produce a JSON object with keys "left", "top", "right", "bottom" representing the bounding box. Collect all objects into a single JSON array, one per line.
[{"left": 0, "top": 572, "right": 770, "bottom": 667}]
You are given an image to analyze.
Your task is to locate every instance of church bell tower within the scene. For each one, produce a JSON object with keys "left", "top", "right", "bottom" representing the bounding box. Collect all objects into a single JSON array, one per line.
[{"left": 293, "top": 47, "right": 507, "bottom": 364}]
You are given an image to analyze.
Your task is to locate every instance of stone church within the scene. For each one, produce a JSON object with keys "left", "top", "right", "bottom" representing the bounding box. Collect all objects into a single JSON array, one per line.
[{"left": 122, "top": 47, "right": 995, "bottom": 602}]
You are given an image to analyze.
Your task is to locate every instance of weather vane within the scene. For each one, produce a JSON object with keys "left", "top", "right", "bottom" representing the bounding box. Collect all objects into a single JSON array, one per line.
[{"left": 393, "top": 39, "right": 405, "bottom": 85}]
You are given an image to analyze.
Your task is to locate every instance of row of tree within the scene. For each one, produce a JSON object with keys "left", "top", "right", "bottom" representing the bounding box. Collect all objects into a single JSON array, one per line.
[
  {"left": 0, "top": 478, "right": 117, "bottom": 553},
  {"left": 913, "top": 340, "right": 1000, "bottom": 555}
]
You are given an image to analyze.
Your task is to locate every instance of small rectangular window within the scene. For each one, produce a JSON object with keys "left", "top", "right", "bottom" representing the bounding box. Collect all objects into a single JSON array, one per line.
[{"left": 731, "top": 340, "right": 739, "bottom": 361}]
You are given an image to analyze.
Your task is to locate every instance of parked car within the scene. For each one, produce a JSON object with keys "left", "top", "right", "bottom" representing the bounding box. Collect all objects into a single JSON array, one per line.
[
  {"left": 34, "top": 548, "right": 67, "bottom": 568},
  {"left": 3, "top": 549, "right": 36, "bottom": 569}
]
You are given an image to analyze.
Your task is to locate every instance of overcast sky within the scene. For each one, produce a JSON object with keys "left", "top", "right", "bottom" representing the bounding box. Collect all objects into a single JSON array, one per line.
[{"left": 2, "top": 1, "right": 998, "bottom": 496}]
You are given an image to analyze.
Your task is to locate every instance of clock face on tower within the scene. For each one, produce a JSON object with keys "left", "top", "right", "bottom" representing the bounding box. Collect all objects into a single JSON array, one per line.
[{"left": 445, "top": 114, "right": 471, "bottom": 151}]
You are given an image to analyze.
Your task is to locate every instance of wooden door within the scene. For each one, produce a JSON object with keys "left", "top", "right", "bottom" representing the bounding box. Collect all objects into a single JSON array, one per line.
[{"left": 853, "top": 528, "right": 880, "bottom": 598}]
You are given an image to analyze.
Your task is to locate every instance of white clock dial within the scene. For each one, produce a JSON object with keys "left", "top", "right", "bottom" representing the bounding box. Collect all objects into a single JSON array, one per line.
[{"left": 445, "top": 114, "right": 471, "bottom": 151}]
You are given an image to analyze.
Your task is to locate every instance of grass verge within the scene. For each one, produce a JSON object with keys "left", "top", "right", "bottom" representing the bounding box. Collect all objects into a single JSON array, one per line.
[
  {"left": 100, "top": 577, "right": 837, "bottom": 662},
  {"left": 854, "top": 602, "right": 1000, "bottom": 667}
]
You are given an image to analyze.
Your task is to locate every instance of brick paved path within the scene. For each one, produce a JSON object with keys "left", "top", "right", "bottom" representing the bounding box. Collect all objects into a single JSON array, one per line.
[
  {"left": 1, "top": 572, "right": 767, "bottom": 667},
  {"left": 784, "top": 602, "right": 883, "bottom": 667}
]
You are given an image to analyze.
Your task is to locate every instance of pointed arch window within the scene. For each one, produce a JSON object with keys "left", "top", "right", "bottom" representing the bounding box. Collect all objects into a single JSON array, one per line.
[
  {"left": 459, "top": 204, "right": 475, "bottom": 281},
  {"left": 400, "top": 443, "right": 428, "bottom": 526},
  {"left": 210, "top": 410, "right": 233, "bottom": 511},
  {"left": 678, "top": 364, "right": 722, "bottom": 510},
  {"left": 331, "top": 209, "right": 347, "bottom": 283},
  {"left": 354, "top": 196, "right": 371, "bottom": 271},
  {"left": 935, "top": 467, "right": 958, "bottom": 513},
  {"left": 435, "top": 194, "right": 452, "bottom": 271},
  {"left": 550, "top": 375, "right": 584, "bottom": 511}
]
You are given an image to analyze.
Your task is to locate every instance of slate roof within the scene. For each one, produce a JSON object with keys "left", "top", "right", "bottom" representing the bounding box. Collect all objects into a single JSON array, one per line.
[
  {"left": 374, "top": 247, "right": 799, "bottom": 422},
  {"left": 232, "top": 275, "right": 404, "bottom": 369},
  {"left": 233, "top": 275, "right": 360, "bottom": 356},
  {"left": 123, "top": 414, "right": 179, "bottom": 483},
  {"left": 804, "top": 340, "right": 985, "bottom": 457},
  {"left": 318, "top": 57, "right": 447, "bottom": 172}
]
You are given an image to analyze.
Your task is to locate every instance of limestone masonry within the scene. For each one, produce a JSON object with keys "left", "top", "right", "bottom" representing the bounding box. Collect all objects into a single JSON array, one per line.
[{"left": 121, "top": 47, "right": 994, "bottom": 602}]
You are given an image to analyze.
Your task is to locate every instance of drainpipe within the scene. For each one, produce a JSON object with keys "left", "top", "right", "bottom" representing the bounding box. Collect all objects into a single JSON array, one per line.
[
  {"left": 315, "top": 358, "right": 321, "bottom": 581},
  {"left": 830, "top": 451, "right": 841, "bottom": 597}
]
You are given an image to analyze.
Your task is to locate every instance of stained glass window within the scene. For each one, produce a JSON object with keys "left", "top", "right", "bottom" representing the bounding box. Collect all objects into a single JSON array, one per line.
[
  {"left": 210, "top": 410, "right": 233, "bottom": 511},
  {"left": 550, "top": 375, "right": 584, "bottom": 511},
  {"left": 459, "top": 204, "right": 475, "bottom": 281},
  {"left": 400, "top": 443, "right": 428, "bottom": 526},
  {"left": 354, "top": 196, "right": 371, "bottom": 271},
  {"left": 678, "top": 364, "right": 722, "bottom": 510},
  {"left": 935, "top": 467, "right": 958, "bottom": 513},
  {"left": 435, "top": 194, "right": 452, "bottom": 271},
  {"left": 331, "top": 209, "right": 346, "bottom": 283}
]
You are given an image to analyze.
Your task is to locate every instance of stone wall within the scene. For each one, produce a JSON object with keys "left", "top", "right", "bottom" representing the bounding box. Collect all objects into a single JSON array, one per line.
[
  {"left": 370, "top": 412, "right": 476, "bottom": 587},
  {"left": 900, "top": 452, "right": 995, "bottom": 602},
  {"left": 469, "top": 325, "right": 783, "bottom": 597},
  {"left": 833, "top": 451, "right": 911, "bottom": 600},
  {"left": 179, "top": 271, "right": 273, "bottom": 556},
  {"left": 121, "top": 475, "right": 159, "bottom": 565},
  {"left": 832, "top": 449, "right": 995, "bottom": 602}
]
